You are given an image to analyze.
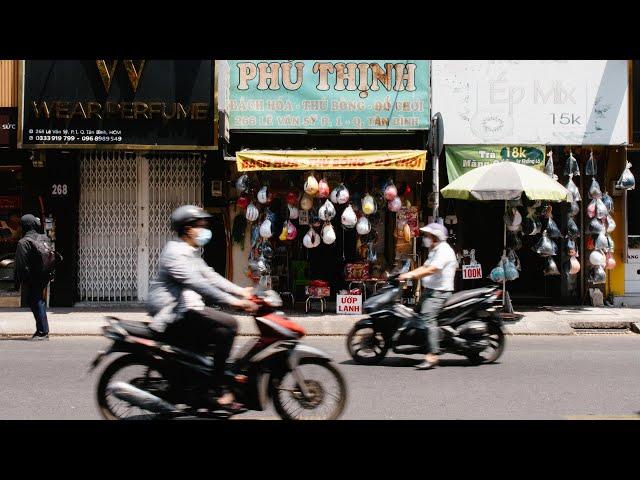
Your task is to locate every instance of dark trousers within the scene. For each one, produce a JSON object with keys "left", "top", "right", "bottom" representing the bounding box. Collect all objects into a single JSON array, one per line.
[
  {"left": 418, "top": 288, "right": 452, "bottom": 355},
  {"left": 163, "top": 308, "right": 238, "bottom": 388},
  {"left": 22, "top": 282, "right": 49, "bottom": 335}
]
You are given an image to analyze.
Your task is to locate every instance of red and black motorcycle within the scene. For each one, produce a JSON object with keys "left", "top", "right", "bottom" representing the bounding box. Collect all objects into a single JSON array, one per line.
[{"left": 90, "top": 289, "right": 347, "bottom": 420}]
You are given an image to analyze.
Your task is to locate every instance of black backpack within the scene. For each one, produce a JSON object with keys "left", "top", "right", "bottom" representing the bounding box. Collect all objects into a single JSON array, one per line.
[{"left": 30, "top": 234, "right": 62, "bottom": 282}]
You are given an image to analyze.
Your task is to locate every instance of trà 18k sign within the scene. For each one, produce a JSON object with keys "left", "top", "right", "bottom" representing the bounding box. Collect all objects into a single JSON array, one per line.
[{"left": 19, "top": 60, "right": 216, "bottom": 149}]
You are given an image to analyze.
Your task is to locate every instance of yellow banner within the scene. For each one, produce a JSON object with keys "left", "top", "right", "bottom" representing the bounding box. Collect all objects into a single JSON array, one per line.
[{"left": 236, "top": 150, "right": 428, "bottom": 171}]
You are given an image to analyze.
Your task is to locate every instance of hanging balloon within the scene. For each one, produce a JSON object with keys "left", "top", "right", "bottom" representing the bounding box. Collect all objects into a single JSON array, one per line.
[
  {"left": 300, "top": 193, "right": 314, "bottom": 211},
  {"left": 236, "top": 196, "right": 250, "bottom": 209},
  {"left": 384, "top": 181, "right": 398, "bottom": 201},
  {"left": 235, "top": 174, "right": 249, "bottom": 193},
  {"left": 245, "top": 203, "right": 259, "bottom": 222},
  {"left": 356, "top": 216, "right": 371, "bottom": 235},
  {"left": 318, "top": 178, "right": 330, "bottom": 199},
  {"left": 387, "top": 196, "right": 402, "bottom": 212},
  {"left": 322, "top": 223, "right": 336, "bottom": 244},
  {"left": 259, "top": 219, "right": 273, "bottom": 239},
  {"left": 257, "top": 186, "right": 269, "bottom": 204},
  {"left": 304, "top": 174, "right": 319, "bottom": 196},
  {"left": 318, "top": 199, "right": 336, "bottom": 221},
  {"left": 341, "top": 205, "right": 357, "bottom": 229},
  {"left": 361, "top": 194, "right": 377, "bottom": 215},
  {"left": 288, "top": 204, "right": 299, "bottom": 220}
]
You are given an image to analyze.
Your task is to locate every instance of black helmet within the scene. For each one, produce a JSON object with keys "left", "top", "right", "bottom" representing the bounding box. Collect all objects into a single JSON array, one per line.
[{"left": 170, "top": 205, "right": 212, "bottom": 232}]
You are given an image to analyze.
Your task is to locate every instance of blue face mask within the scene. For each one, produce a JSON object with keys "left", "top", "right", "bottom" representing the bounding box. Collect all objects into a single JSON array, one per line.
[{"left": 194, "top": 228, "right": 212, "bottom": 246}]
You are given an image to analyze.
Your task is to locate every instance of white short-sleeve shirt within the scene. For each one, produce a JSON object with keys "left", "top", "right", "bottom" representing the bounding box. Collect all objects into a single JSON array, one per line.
[{"left": 421, "top": 241, "right": 457, "bottom": 292}]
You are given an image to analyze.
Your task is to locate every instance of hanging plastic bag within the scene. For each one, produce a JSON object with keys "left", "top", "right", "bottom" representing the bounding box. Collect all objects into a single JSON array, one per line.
[
  {"left": 605, "top": 214, "right": 616, "bottom": 233},
  {"left": 566, "top": 217, "right": 580, "bottom": 238},
  {"left": 278, "top": 223, "right": 288, "bottom": 241},
  {"left": 507, "top": 232, "right": 523, "bottom": 251},
  {"left": 341, "top": 205, "right": 357, "bottom": 229},
  {"left": 616, "top": 162, "right": 636, "bottom": 190},
  {"left": 586, "top": 200, "right": 596, "bottom": 219},
  {"left": 589, "top": 266, "right": 606, "bottom": 284},
  {"left": 246, "top": 203, "right": 259, "bottom": 222},
  {"left": 318, "top": 178, "right": 330, "bottom": 199},
  {"left": 288, "top": 204, "right": 299, "bottom": 220},
  {"left": 585, "top": 235, "right": 595, "bottom": 251},
  {"left": 337, "top": 185, "right": 350, "bottom": 204},
  {"left": 602, "top": 192, "right": 614, "bottom": 213},
  {"left": 565, "top": 175, "right": 581, "bottom": 202},
  {"left": 589, "top": 178, "right": 602, "bottom": 199},
  {"left": 384, "top": 180, "right": 398, "bottom": 201},
  {"left": 300, "top": 193, "right": 314, "bottom": 211},
  {"left": 387, "top": 196, "right": 402, "bottom": 212},
  {"left": 303, "top": 227, "right": 319, "bottom": 248},
  {"left": 595, "top": 232, "right": 612, "bottom": 251},
  {"left": 605, "top": 252, "right": 616, "bottom": 270},
  {"left": 534, "top": 231, "right": 557, "bottom": 257},
  {"left": 504, "top": 208, "right": 522, "bottom": 227},
  {"left": 568, "top": 257, "right": 581, "bottom": 275},
  {"left": 286, "top": 221, "right": 298, "bottom": 241},
  {"left": 489, "top": 262, "right": 505, "bottom": 283},
  {"left": 322, "top": 223, "right": 336, "bottom": 245},
  {"left": 504, "top": 256, "right": 519, "bottom": 281},
  {"left": 257, "top": 186, "right": 270, "bottom": 204},
  {"left": 546, "top": 218, "right": 562, "bottom": 239},
  {"left": 318, "top": 199, "right": 336, "bottom": 221},
  {"left": 304, "top": 174, "right": 319, "bottom": 196},
  {"left": 236, "top": 195, "right": 249, "bottom": 210},
  {"left": 356, "top": 216, "right": 371, "bottom": 235},
  {"left": 589, "top": 250, "right": 606, "bottom": 266},
  {"left": 588, "top": 218, "right": 604, "bottom": 235},
  {"left": 585, "top": 151, "right": 597, "bottom": 176},
  {"left": 566, "top": 238, "right": 578, "bottom": 257},
  {"left": 595, "top": 198, "right": 608, "bottom": 219},
  {"left": 286, "top": 191, "right": 299, "bottom": 206},
  {"left": 367, "top": 242, "right": 377, "bottom": 262},
  {"left": 544, "top": 257, "right": 560, "bottom": 276},
  {"left": 521, "top": 216, "right": 535, "bottom": 236},
  {"left": 570, "top": 201, "right": 580, "bottom": 217},
  {"left": 361, "top": 194, "right": 377, "bottom": 215},
  {"left": 564, "top": 152, "right": 580, "bottom": 176},
  {"left": 507, "top": 249, "right": 521, "bottom": 271},
  {"left": 235, "top": 174, "right": 249, "bottom": 193},
  {"left": 259, "top": 219, "right": 273, "bottom": 239},
  {"left": 544, "top": 151, "right": 555, "bottom": 178}
]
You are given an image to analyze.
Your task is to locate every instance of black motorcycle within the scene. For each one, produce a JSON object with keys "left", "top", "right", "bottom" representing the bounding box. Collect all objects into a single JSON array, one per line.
[{"left": 346, "top": 260, "right": 506, "bottom": 366}]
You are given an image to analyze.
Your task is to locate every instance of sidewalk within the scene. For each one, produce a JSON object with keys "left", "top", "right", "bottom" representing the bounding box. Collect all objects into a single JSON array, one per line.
[{"left": 1, "top": 306, "right": 640, "bottom": 336}]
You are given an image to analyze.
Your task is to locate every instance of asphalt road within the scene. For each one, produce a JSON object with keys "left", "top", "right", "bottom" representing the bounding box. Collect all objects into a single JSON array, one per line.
[{"left": 1, "top": 335, "right": 639, "bottom": 420}]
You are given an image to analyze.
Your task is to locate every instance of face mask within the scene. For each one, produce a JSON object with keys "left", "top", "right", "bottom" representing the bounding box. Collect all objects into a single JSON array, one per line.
[
  {"left": 423, "top": 237, "right": 433, "bottom": 248},
  {"left": 194, "top": 228, "right": 212, "bottom": 246}
]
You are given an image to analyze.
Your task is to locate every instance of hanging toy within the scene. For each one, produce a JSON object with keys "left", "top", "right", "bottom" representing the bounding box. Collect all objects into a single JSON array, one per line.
[
  {"left": 322, "top": 223, "right": 336, "bottom": 245},
  {"left": 602, "top": 192, "right": 614, "bottom": 213},
  {"left": 300, "top": 193, "right": 314, "bottom": 211},
  {"left": 361, "top": 194, "right": 377, "bottom": 215},
  {"left": 236, "top": 195, "right": 250, "bottom": 210},
  {"left": 387, "top": 196, "right": 402, "bottom": 212},
  {"left": 356, "top": 216, "right": 371, "bottom": 235},
  {"left": 235, "top": 174, "right": 249, "bottom": 193},
  {"left": 585, "top": 151, "right": 597, "bottom": 176},
  {"left": 304, "top": 174, "right": 319, "bottom": 196},
  {"left": 259, "top": 218, "right": 273, "bottom": 239},
  {"left": 257, "top": 186, "right": 269, "bottom": 204},
  {"left": 288, "top": 204, "right": 299, "bottom": 220},
  {"left": 616, "top": 161, "right": 636, "bottom": 190},
  {"left": 384, "top": 180, "right": 398, "bottom": 201},
  {"left": 589, "top": 178, "right": 603, "bottom": 200},
  {"left": 318, "top": 199, "right": 336, "bottom": 221},
  {"left": 564, "top": 151, "right": 580, "bottom": 176},
  {"left": 318, "top": 177, "right": 330, "bottom": 199},
  {"left": 245, "top": 203, "right": 259, "bottom": 222},
  {"left": 543, "top": 257, "right": 560, "bottom": 276},
  {"left": 341, "top": 205, "right": 357, "bottom": 229}
]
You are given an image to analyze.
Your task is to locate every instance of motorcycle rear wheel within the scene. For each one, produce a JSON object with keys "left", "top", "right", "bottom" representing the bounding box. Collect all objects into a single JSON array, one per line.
[
  {"left": 96, "top": 354, "right": 171, "bottom": 420},
  {"left": 466, "top": 324, "right": 506, "bottom": 365},
  {"left": 271, "top": 359, "right": 347, "bottom": 420},
  {"left": 346, "top": 325, "right": 388, "bottom": 365}
]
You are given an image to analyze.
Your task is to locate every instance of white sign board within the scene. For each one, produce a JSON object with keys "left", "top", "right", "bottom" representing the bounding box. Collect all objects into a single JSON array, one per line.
[
  {"left": 336, "top": 294, "right": 362, "bottom": 315},
  {"left": 462, "top": 264, "right": 483, "bottom": 280},
  {"left": 432, "top": 60, "right": 629, "bottom": 145}
]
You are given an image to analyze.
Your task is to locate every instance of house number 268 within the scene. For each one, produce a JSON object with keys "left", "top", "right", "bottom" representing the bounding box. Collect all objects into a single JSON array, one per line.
[{"left": 51, "top": 184, "right": 68, "bottom": 196}]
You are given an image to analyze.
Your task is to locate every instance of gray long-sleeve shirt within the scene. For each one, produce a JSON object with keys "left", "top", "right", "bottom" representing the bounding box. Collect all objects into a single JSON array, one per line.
[{"left": 148, "top": 238, "right": 245, "bottom": 332}]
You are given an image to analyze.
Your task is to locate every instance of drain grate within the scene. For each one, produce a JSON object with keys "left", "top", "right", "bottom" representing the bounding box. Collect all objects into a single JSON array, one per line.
[{"left": 573, "top": 328, "right": 631, "bottom": 335}]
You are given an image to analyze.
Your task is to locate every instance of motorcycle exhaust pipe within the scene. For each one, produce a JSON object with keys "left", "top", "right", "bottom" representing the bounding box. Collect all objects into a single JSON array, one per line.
[{"left": 106, "top": 381, "right": 176, "bottom": 414}]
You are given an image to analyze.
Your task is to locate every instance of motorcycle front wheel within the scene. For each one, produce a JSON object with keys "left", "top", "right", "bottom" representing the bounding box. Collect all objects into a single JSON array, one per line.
[
  {"left": 270, "top": 359, "right": 347, "bottom": 420},
  {"left": 346, "top": 325, "right": 389, "bottom": 365},
  {"left": 96, "top": 354, "right": 171, "bottom": 420}
]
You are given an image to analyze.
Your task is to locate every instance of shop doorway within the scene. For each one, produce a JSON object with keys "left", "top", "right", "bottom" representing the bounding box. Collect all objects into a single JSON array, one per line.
[
  {"left": 0, "top": 165, "right": 22, "bottom": 306},
  {"left": 625, "top": 154, "right": 640, "bottom": 294},
  {"left": 77, "top": 151, "right": 203, "bottom": 303}
]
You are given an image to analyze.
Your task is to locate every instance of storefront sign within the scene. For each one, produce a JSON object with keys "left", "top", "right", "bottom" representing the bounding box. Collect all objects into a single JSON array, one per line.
[
  {"left": 462, "top": 264, "right": 483, "bottom": 280},
  {"left": 336, "top": 294, "right": 362, "bottom": 314},
  {"left": 236, "top": 150, "right": 427, "bottom": 171},
  {"left": 432, "top": 60, "right": 629, "bottom": 145},
  {"left": 0, "top": 108, "right": 17, "bottom": 147},
  {"left": 19, "top": 60, "right": 216, "bottom": 149},
  {"left": 228, "top": 60, "right": 430, "bottom": 130},
  {"left": 445, "top": 145, "right": 546, "bottom": 182}
]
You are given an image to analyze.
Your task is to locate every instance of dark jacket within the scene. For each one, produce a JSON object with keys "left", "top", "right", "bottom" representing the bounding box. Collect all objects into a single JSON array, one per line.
[{"left": 15, "top": 214, "right": 46, "bottom": 286}]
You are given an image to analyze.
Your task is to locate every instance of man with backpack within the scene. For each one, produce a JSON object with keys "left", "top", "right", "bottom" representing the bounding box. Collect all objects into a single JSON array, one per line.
[{"left": 15, "top": 214, "right": 56, "bottom": 340}]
